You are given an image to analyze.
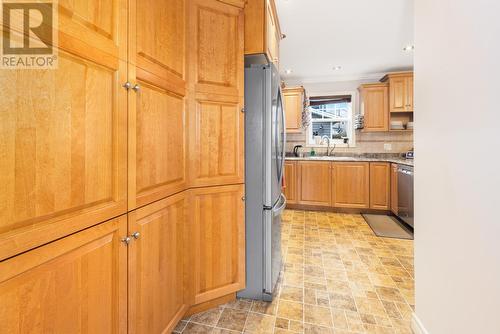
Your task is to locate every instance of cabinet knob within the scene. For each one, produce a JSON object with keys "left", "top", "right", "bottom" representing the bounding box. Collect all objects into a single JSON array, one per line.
[
  {"left": 131, "top": 232, "right": 140, "bottom": 239},
  {"left": 132, "top": 84, "right": 140, "bottom": 92},
  {"left": 121, "top": 236, "right": 131, "bottom": 245},
  {"left": 123, "top": 81, "right": 131, "bottom": 90},
  {"left": 241, "top": 196, "right": 246, "bottom": 201}
]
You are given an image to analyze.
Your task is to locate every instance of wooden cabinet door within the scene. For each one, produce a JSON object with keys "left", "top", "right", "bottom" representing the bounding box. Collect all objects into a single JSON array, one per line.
[
  {"left": 391, "top": 163, "right": 399, "bottom": 214},
  {"left": 284, "top": 88, "right": 304, "bottom": 133},
  {"left": 370, "top": 163, "right": 391, "bottom": 210},
  {"left": 0, "top": 216, "right": 127, "bottom": 333},
  {"left": 361, "top": 84, "right": 389, "bottom": 132},
  {"left": 189, "top": 185, "right": 245, "bottom": 305},
  {"left": 389, "top": 76, "right": 407, "bottom": 112},
  {"left": 284, "top": 161, "right": 298, "bottom": 204},
  {"left": 331, "top": 162, "right": 370, "bottom": 209},
  {"left": 405, "top": 75, "right": 414, "bottom": 111},
  {"left": 187, "top": 0, "right": 245, "bottom": 187},
  {"left": 0, "top": 0, "right": 128, "bottom": 260},
  {"left": 266, "top": 0, "right": 279, "bottom": 64},
  {"left": 128, "top": 0, "right": 187, "bottom": 209},
  {"left": 298, "top": 162, "right": 332, "bottom": 207},
  {"left": 128, "top": 192, "right": 188, "bottom": 334}
]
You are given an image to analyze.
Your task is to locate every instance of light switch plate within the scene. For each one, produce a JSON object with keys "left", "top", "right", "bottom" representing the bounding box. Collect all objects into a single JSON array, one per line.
[{"left": 384, "top": 143, "right": 392, "bottom": 151}]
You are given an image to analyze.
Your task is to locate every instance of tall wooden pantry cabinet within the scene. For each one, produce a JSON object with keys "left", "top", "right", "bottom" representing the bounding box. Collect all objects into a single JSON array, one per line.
[{"left": 0, "top": 0, "right": 246, "bottom": 332}]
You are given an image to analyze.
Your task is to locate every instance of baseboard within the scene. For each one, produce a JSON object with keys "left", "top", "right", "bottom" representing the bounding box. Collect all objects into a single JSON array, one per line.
[
  {"left": 286, "top": 203, "right": 390, "bottom": 215},
  {"left": 411, "top": 313, "right": 429, "bottom": 334},
  {"left": 185, "top": 293, "right": 236, "bottom": 316}
]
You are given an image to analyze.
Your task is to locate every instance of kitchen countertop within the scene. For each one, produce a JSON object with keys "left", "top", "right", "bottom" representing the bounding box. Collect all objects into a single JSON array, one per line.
[{"left": 285, "top": 155, "right": 414, "bottom": 166}]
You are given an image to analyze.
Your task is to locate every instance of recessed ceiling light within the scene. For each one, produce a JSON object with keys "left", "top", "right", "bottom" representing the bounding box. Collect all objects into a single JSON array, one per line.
[
  {"left": 285, "top": 69, "right": 293, "bottom": 74},
  {"left": 333, "top": 66, "right": 342, "bottom": 71},
  {"left": 403, "top": 45, "right": 415, "bottom": 52}
]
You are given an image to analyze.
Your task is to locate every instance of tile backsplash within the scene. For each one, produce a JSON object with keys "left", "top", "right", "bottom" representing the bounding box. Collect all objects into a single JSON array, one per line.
[{"left": 286, "top": 129, "right": 413, "bottom": 154}]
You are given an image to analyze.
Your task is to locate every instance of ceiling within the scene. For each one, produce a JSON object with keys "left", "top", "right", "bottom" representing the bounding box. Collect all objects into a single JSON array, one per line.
[{"left": 276, "top": 0, "right": 414, "bottom": 83}]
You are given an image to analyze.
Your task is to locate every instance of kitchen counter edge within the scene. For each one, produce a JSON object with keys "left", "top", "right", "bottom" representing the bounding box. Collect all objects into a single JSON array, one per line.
[{"left": 285, "top": 156, "right": 414, "bottom": 167}]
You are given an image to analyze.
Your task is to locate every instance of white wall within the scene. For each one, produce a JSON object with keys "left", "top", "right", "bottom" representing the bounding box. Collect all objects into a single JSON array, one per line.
[{"left": 414, "top": 0, "right": 500, "bottom": 333}]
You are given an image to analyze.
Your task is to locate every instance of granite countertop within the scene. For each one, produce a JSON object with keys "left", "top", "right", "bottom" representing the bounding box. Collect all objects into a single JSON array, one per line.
[{"left": 285, "top": 154, "right": 414, "bottom": 166}]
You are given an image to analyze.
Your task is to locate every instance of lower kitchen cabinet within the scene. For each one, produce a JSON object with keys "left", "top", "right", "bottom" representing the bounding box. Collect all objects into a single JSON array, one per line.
[
  {"left": 189, "top": 184, "right": 245, "bottom": 305},
  {"left": 391, "top": 163, "right": 399, "bottom": 214},
  {"left": 128, "top": 192, "right": 189, "bottom": 334},
  {"left": 284, "top": 161, "right": 298, "bottom": 204},
  {"left": 370, "top": 162, "right": 391, "bottom": 210},
  {"left": 0, "top": 216, "right": 128, "bottom": 334},
  {"left": 298, "top": 161, "right": 332, "bottom": 206},
  {"left": 332, "top": 162, "right": 370, "bottom": 208}
]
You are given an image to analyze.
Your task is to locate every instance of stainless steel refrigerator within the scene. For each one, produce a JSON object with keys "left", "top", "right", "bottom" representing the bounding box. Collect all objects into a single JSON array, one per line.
[{"left": 238, "top": 55, "right": 286, "bottom": 301}]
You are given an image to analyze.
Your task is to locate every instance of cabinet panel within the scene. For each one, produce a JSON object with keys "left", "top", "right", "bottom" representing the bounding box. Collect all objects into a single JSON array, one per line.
[
  {"left": 0, "top": 216, "right": 127, "bottom": 334},
  {"left": 406, "top": 75, "right": 414, "bottom": 111},
  {"left": 130, "top": 80, "right": 187, "bottom": 208},
  {"left": 360, "top": 84, "right": 389, "bottom": 132},
  {"left": 188, "top": 0, "right": 244, "bottom": 97},
  {"left": 57, "top": 0, "right": 128, "bottom": 63},
  {"left": 189, "top": 98, "right": 244, "bottom": 187},
  {"left": 332, "top": 162, "right": 370, "bottom": 208},
  {"left": 284, "top": 88, "right": 304, "bottom": 133},
  {"left": 128, "top": 192, "right": 188, "bottom": 334},
  {"left": 389, "top": 77, "right": 407, "bottom": 112},
  {"left": 391, "top": 163, "right": 399, "bottom": 214},
  {"left": 384, "top": 72, "right": 414, "bottom": 113},
  {"left": 266, "top": 0, "right": 279, "bottom": 64},
  {"left": 128, "top": 0, "right": 187, "bottom": 209},
  {"left": 370, "top": 163, "right": 391, "bottom": 210},
  {"left": 190, "top": 185, "right": 245, "bottom": 305},
  {"left": 244, "top": 0, "right": 281, "bottom": 65},
  {"left": 284, "top": 161, "right": 298, "bottom": 204},
  {"left": 0, "top": 0, "right": 128, "bottom": 259},
  {"left": 298, "top": 162, "right": 332, "bottom": 207},
  {"left": 132, "top": 0, "right": 185, "bottom": 79}
]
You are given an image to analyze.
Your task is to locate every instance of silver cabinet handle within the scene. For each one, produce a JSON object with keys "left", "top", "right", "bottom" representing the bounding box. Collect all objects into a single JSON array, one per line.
[
  {"left": 121, "top": 236, "right": 131, "bottom": 245},
  {"left": 123, "top": 81, "right": 131, "bottom": 90},
  {"left": 132, "top": 84, "right": 140, "bottom": 92},
  {"left": 131, "top": 232, "right": 140, "bottom": 239}
]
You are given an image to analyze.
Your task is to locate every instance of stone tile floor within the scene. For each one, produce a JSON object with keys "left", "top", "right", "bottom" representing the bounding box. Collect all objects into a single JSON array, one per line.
[{"left": 174, "top": 210, "right": 414, "bottom": 334}]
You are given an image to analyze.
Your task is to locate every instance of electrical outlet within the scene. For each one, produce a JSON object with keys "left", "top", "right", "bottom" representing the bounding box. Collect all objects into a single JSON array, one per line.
[{"left": 383, "top": 143, "right": 392, "bottom": 151}]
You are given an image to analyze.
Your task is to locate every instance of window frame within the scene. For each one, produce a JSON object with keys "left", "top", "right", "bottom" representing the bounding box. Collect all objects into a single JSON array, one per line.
[{"left": 306, "top": 90, "right": 357, "bottom": 148}]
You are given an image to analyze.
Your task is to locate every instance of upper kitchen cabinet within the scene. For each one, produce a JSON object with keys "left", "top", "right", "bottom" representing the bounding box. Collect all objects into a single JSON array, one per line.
[
  {"left": 187, "top": 0, "right": 244, "bottom": 98},
  {"left": 381, "top": 71, "right": 414, "bottom": 112},
  {"left": 245, "top": 0, "right": 283, "bottom": 65},
  {"left": 187, "top": 0, "right": 245, "bottom": 188},
  {"left": 359, "top": 83, "right": 389, "bottom": 132},
  {"left": 0, "top": 0, "right": 128, "bottom": 260},
  {"left": 283, "top": 87, "right": 305, "bottom": 133},
  {"left": 128, "top": 0, "right": 187, "bottom": 209}
]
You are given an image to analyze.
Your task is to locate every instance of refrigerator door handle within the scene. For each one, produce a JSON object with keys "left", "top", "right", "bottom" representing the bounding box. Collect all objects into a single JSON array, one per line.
[
  {"left": 272, "top": 193, "right": 287, "bottom": 217},
  {"left": 279, "top": 87, "right": 286, "bottom": 186}
]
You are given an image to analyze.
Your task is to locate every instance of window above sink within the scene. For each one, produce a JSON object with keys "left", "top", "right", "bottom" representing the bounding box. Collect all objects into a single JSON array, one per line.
[{"left": 306, "top": 93, "right": 355, "bottom": 147}]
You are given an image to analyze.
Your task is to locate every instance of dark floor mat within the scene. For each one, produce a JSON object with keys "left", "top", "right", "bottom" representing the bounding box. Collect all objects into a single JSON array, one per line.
[{"left": 362, "top": 214, "right": 413, "bottom": 240}]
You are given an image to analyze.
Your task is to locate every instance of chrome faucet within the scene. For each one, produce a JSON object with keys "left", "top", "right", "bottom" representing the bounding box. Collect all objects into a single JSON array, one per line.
[{"left": 321, "top": 136, "right": 335, "bottom": 156}]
